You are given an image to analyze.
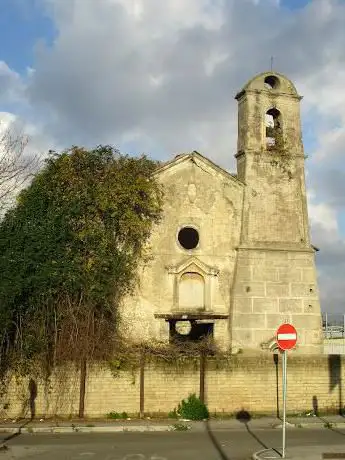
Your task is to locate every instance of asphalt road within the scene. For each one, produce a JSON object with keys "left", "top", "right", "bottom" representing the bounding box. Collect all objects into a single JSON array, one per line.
[{"left": 0, "top": 427, "right": 345, "bottom": 460}]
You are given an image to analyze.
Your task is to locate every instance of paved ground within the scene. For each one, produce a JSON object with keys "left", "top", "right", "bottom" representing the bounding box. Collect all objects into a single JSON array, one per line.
[
  {"left": 2, "top": 414, "right": 345, "bottom": 433},
  {"left": 0, "top": 427, "right": 344, "bottom": 459}
]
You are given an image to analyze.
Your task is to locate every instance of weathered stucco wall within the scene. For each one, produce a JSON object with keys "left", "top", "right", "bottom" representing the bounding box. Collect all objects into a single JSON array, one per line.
[
  {"left": 1, "top": 355, "right": 344, "bottom": 418},
  {"left": 239, "top": 154, "right": 309, "bottom": 245},
  {"left": 119, "top": 154, "right": 244, "bottom": 350},
  {"left": 236, "top": 72, "right": 308, "bottom": 245}
]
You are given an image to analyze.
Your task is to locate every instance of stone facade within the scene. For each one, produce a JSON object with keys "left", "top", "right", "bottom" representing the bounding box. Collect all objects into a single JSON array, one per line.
[{"left": 119, "top": 71, "right": 323, "bottom": 354}]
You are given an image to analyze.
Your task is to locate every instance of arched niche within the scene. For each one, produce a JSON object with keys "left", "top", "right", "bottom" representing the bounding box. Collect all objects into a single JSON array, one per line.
[
  {"left": 179, "top": 272, "right": 205, "bottom": 311},
  {"left": 167, "top": 257, "right": 219, "bottom": 312}
]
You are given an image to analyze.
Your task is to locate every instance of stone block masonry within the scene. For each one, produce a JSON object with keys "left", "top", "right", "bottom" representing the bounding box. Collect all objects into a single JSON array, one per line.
[
  {"left": 1, "top": 355, "right": 344, "bottom": 418},
  {"left": 231, "top": 248, "right": 323, "bottom": 353},
  {"left": 232, "top": 72, "right": 323, "bottom": 354}
]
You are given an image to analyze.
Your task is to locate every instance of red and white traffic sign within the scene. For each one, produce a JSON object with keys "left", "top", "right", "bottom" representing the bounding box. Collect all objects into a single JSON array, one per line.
[{"left": 276, "top": 323, "right": 297, "bottom": 350}]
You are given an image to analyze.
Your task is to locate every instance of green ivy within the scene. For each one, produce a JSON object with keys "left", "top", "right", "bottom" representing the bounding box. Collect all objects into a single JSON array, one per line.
[{"left": 0, "top": 145, "right": 163, "bottom": 378}]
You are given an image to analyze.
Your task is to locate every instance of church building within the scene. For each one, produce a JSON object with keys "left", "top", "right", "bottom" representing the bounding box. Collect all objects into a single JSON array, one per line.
[{"left": 119, "top": 71, "right": 323, "bottom": 354}]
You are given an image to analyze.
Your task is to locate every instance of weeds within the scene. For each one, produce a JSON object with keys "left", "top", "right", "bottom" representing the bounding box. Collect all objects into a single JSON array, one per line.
[{"left": 106, "top": 411, "right": 129, "bottom": 420}]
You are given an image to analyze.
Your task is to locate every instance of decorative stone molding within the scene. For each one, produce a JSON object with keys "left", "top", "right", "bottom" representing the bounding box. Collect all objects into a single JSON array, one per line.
[
  {"left": 166, "top": 257, "right": 219, "bottom": 312},
  {"left": 166, "top": 257, "right": 219, "bottom": 277}
]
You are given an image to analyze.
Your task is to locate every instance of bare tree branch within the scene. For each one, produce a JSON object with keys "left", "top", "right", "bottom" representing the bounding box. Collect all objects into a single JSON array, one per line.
[{"left": 0, "top": 121, "right": 42, "bottom": 216}]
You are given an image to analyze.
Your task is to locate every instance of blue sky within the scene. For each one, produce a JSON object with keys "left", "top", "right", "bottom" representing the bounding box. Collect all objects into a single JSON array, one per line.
[
  {"left": 0, "top": 0, "right": 55, "bottom": 73},
  {"left": 1, "top": 0, "right": 345, "bottom": 314},
  {"left": 281, "top": 0, "right": 311, "bottom": 9}
]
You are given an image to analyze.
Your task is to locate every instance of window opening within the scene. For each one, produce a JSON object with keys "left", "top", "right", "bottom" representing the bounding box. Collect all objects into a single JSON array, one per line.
[
  {"left": 178, "top": 227, "right": 199, "bottom": 250},
  {"left": 264, "top": 75, "right": 280, "bottom": 90},
  {"left": 265, "top": 108, "right": 282, "bottom": 148}
]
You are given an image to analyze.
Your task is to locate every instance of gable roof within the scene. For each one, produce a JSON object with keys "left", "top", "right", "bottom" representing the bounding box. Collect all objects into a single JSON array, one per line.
[{"left": 154, "top": 150, "right": 244, "bottom": 187}]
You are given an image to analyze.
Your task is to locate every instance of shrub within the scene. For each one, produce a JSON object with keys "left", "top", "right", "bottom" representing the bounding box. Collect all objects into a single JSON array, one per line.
[
  {"left": 107, "top": 411, "right": 128, "bottom": 419},
  {"left": 168, "top": 408, "right": 179, "bottom": 419},
  {"left": 175, "top": 394, "right": 209, "bottom": 421}
]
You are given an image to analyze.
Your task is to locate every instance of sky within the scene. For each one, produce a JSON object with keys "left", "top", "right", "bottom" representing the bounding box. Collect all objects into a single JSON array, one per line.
[{"left": 0, "top": 0, "right": 345, "bottom": 315}]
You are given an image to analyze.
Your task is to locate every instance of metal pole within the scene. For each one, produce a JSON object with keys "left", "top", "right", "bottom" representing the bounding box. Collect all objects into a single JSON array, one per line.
[
  {"left": 199, "top": 351, "right": 206, "bottom": 404},
  {"left": 343, "top": 314, "right": 345, "bottom": 339},
  {"left": 139, "top": 352, "right": 145, "bottom": 418},
  {"left": 282, "top": 350, "right": 287, "bottom": 459},
  {"left": 325, "top": 313, "right": 328, "bottom": 339}
]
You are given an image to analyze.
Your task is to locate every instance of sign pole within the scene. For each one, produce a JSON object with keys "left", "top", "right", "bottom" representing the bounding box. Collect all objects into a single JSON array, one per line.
[
  {"left": 282, "top": 350, "right": 287, "bottom": 458},
  {"left": 276, "top": 322, "right": 297, "bottom": 460}
]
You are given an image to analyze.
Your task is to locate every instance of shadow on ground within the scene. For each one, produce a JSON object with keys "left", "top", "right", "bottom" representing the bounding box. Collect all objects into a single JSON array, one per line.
[
  {"left": 205, "top": 410, "right": 281, "bottom": 459},
  {"left": 312, "top": 395, "right": 345, "bottom": 439},
  {"left": 0, "top": 419, "right": 31, "bottom": 449},
  {"left": 0, "top": 378, "right": 37, "bottom": 449}
]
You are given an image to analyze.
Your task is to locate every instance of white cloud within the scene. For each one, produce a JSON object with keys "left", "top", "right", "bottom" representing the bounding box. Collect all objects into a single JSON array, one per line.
[
  {"left": 3, "top": 0, "right": 345, "bottom": 311},
  {"left": 308, "top": 191, "right": 338, "bottom": 232},
  {"left": 0, "top": 111, "right": 55, "bottom": 159},
  {"left": 0, "top": 61, "right": 25, "bottom": 104},
  {"left": 306, "top": 190, "right": 345, "bottom": 312},
  {"left": 115, "top": 0, "right": 225, "bottom": 30},
  {"left": 24, "top": 0, "right": 345, "bottom": 166},
  {"left": 0, "top": 112, "right": 16, "bottom": 134}
]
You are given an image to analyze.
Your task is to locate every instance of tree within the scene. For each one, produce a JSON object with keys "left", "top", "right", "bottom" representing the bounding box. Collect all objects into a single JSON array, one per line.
[
  {"left": 0, "top": 146, "right": 163, "bottom": 382},
  {"left": 0, "top": 122, "right": 40, "bottom": 217}
]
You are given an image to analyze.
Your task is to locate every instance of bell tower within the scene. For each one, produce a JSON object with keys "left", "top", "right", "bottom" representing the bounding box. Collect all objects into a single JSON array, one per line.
[
  {"left": 235, "top": 71, "right": 309, "bottom": 246},
  {"left": 231, "top": 72, "right": 323, "bottom": 354}
]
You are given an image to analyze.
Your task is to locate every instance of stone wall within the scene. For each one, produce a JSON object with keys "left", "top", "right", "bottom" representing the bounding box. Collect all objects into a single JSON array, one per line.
[
  {"left": 231, "top": 248, "right": 323, "bottom": 353},
  {"left": 1, "top": 354, "right": 344, "bottom": 418}
]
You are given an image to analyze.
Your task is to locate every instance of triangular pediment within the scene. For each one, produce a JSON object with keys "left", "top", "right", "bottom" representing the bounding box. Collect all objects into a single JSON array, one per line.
[
  {"left": 154, "top": 151, "right": 244, "bottom": 187},
  {"left": 166, "top": 256, "right": 219, "bottom": 276}
]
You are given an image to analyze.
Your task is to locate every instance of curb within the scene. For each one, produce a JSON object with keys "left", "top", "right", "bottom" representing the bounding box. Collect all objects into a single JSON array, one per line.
[
  {"left": 0, "top": 425, "right": 174, "bottom": 434},
  {"left": 252, "top": 448, "right": 283, "bottom": 459},
  {"left": 272, "top": 421, "right": 295, "bottom": 429},
  {"left": 272, "top": 422, "right": 345, "bottom": 430},
  {"left": 0, "top": 421, "right": 343, "bottom": 434}
]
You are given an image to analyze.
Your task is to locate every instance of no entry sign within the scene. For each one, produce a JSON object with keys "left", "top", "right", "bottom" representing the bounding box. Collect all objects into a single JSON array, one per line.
[
  {"left": 276, "top": 323, "right": 297, "bottom": 350},
  {"left": 276, "top": 323, "right": 298, "bottom": 458}
]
